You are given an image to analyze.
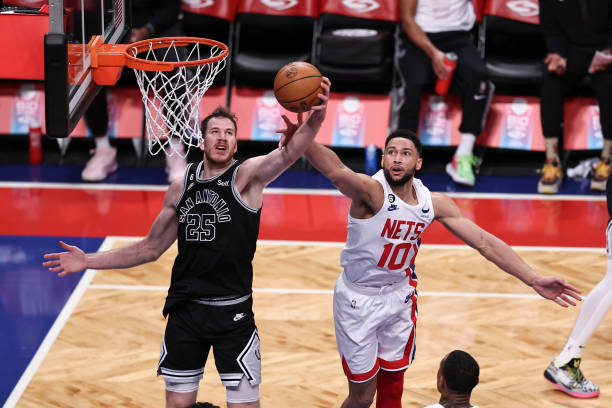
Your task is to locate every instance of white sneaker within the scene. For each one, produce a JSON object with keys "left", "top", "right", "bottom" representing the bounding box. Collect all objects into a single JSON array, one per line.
[
  {"left": 81, "top": 147, "right": 118, "bottom": 181},
  {"left": 165, "top": 153, "right": 187, "bottom": 182}
]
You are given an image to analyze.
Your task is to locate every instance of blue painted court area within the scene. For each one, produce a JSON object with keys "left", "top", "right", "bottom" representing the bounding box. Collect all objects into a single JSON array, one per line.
[{"left": 0, "top": 235, "right": 103, "bottom": 404}]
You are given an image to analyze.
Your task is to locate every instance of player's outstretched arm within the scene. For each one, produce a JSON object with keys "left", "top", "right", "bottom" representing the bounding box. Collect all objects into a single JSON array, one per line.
[
  {"left": 238, "top": 78, "right": 331, "bottom": 190},
  {"left": 304, "top": 142, "right": 381, "bottom": 209},
  {"left": 432, "top": 192, "right": 582, "bottom": 307},
  {"left": 43, "top": 181, "right": 181, "bottom": 277}
]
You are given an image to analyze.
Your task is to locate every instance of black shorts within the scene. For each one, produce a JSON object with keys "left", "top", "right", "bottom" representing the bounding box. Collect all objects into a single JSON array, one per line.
[{"left": 157, "top": 294, "right": 261, "bottom": 387}]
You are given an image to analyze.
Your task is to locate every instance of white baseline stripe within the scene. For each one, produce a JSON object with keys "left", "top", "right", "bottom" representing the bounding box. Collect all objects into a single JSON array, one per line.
[
  {"left": 88, "top": 284, "right": 542, "bottom": 299},
  {"left": 0, "top": 182, "right": 605, "bottom": 201},
  {"left": 89, "top": 284, "right": 543, "bottom": 299},
  {"left": 103, "top": 237, "right": 605, "bottom": 252},
  {"left": 3, "top": 237, "right": 114, "bottom": 408}
]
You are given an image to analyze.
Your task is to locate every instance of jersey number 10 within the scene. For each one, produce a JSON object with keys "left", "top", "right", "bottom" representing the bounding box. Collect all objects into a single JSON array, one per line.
[{"left": 376, "top": 243, "right": 419, "bottom": 271}]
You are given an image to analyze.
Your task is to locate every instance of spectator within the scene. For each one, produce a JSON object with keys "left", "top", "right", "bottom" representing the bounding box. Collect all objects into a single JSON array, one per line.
[
  {"left": 537, "top": 0, "right": 612, "bottom": 194},
  {"left": 397, "top": 0, "right": 494, "bottom": 188},
  {"left": 423, "top": 350, "right": 480, "bottom": 408},
  {"left": 81, "top": 0, "right": 187, "bottom": 183}
]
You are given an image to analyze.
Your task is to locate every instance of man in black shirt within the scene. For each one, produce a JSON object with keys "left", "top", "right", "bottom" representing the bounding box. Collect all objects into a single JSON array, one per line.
[
  {"left": 43, "top": 78, "right": 330, "bottom": 408},
  {"left": 538, "top": 0, "right": 612, "bottom": 194}
]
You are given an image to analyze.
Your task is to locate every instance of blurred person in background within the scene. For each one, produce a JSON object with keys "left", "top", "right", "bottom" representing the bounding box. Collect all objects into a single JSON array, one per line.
[
  {"left": 537, "top": 0, "right": 612, "bottom": 194},
  {"left": 397, "top": 0, "right": 494, "bottom": 188},
  {"left": 80, "top": 0, "right": 187, "bottom": 183}
]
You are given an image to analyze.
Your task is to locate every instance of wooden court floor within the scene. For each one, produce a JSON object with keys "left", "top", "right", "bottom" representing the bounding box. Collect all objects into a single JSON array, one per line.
[{"left": 18, "top": 240, "right": 612, "bottom": 408}]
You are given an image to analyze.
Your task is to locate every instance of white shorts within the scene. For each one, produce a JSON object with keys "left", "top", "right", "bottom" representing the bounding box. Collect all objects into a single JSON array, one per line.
[
  {"left": 606, "top": 219, "right": 612, "bottom": 259},
  {"left": 333, "top": 272, "right": 418, "bottom": 383}
]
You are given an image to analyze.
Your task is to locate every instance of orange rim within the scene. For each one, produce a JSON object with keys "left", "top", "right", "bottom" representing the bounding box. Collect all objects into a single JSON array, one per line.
[{"left": 123, "top": 37, "right": 229, "bottom": 71}]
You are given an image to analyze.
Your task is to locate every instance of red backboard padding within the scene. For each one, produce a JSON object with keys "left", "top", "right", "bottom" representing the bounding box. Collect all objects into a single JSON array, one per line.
[
  {"left": 181, "top": 0, "right": 238, "bottom": 21},
  {"left": 319, "top": 0, "right": 399, "bottom": 22},
  {"left": 484, "top": 0, "right": 540, "bottom": 25},
  {"left": 3, "top": 0, "right": 47, "bottom": 7},
  {"left": 237, "top": 0, "right": 318, "bottom": 18}
]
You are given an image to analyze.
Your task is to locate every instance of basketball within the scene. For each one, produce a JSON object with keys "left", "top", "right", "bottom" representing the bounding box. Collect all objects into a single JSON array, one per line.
[{"left": 273, "top": 62, "right": 323, "bottom": 113}]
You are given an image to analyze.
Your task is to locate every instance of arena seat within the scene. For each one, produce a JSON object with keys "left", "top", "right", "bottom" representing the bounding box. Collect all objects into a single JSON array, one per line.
[
  {"left": 230, "top": 0, "right": 318, "bottom": 88},
  {"left": 479, "top": 0, "right": 544, "bottom": 93},
  {"left": 313, "top": 0, "right": 399, "bottom": 93},
  {"left": 180, "top": 0, "right": 238, "bottom": 90}
]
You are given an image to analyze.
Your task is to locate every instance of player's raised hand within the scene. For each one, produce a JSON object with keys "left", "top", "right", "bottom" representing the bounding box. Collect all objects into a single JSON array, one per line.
[
  {"left": 532, "top": 275, "right": 582, "bottom": 307},
  {"left": 42, "top": 241, "right": 87, "bottom": 277},
  {"left": 311, "top": 77, "right": 331, "bottom": 113},
  {"left": 276, "top": 112, "right": 304, "bottom": 150}
]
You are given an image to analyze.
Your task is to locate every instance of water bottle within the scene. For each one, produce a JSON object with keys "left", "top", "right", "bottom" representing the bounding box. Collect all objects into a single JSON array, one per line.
[
  {"left": 434, "top": 52, "right": 458, "bottom": 96},
  {"left": 29, "top": 120, "right": 42, "bottom": 164},
  {"left": 365, "top": 144, "right": 379, "bottom": 175}
]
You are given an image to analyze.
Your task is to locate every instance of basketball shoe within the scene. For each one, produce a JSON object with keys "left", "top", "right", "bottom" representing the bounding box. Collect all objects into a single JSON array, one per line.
[
  {"left": 591, "top": 158, "right": 611, "bottom": 191},
  {"left": 544, "top": 357, "right": 600, "bottom": 398},
  {"left": 81, "top": 147, "right": 118, "bottom": 182},
  {"left": 445, "top": 153, "right": 480, "bottom": 187},
  {"left": 537, "top": 160, "right": 563, "bottom": 194}
]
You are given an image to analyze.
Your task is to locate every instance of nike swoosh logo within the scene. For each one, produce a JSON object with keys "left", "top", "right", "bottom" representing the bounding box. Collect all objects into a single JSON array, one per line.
[
  {"left": 233, "top": 313, "right": 245, "bottom": 322},
  {"left": 473, "top": 94, "right": 487, "bottom": 100},
  {"left": 422, "top": 207, "right": 430, "bottom": 213}
]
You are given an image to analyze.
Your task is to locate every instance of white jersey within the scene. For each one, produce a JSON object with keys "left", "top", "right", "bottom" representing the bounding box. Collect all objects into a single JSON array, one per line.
[
  {"left": 415, "top": 0, "right": 476, "bottom": 33},
  {"left": 340, "top": 170, "right": 434, "bottom": 287},
  {"left": 424, "top": 405, "right": 480, "bottom": 408}
]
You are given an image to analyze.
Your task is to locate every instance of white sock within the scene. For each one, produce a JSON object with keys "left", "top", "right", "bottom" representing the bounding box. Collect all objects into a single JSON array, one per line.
[
  {"left": 454, "top": 133, "right": 476, "bottom": 157},
  {"left": 557, "top": 258, "right": 612, "bottom": 366},
  {"left": 556, "top": 337, "right": 584, "bottom": 367},
  {"left": 94, "top": 136, "right": 111, "bottom": 150}
]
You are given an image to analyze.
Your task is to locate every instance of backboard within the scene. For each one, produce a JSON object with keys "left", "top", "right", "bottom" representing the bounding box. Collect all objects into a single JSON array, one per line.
[{"left": 44, "top": 0, "right": 131, "bottom": 138}]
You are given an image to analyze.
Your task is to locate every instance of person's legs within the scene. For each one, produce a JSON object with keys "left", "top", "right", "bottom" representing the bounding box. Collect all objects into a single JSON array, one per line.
[
  {"left": 82, "top": 88, "right": 118, "bottom": 181},
  {"left": 538, "top": 67, "right": 565, "bottom": 193},
  {"left": 424, "top": 32, "right": 491, "bottom": 187},
  {"left": 210, "top": 296, "right": 261, "bottom": 407},
  {"left": 341, "top": 377, "right": 378, "bottom": 408},
  {"left": 445, "top": 36, "right": 493, "bottom": 187},
  {"left": 539, "top": 45, "right": 592, "bottom": 193},
  {"left": 590, "top": 69, "right": 612, "bottom": 190},
  {"left": 543, "top": 180, "right": 612, "bottom": 398},
  {"left": 166, "top": 389, "right": 198, "bottom": 408},
  {"left": 376, "top": 369, "right": 406, "bottom": 408},
  {"left": 395, "top": 33, "right": 434, "bottom": 132}
]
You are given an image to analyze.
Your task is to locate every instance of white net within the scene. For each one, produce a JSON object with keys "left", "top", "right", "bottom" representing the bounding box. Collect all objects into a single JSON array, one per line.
[{"left": 128, "top": 39, "right": 227, "bottom": 157}]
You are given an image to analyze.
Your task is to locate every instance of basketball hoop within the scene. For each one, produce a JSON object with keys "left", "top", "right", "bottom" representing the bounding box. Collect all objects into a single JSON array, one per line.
[{"left": 90, "top": 36, "right": 229, "bottom": 157}]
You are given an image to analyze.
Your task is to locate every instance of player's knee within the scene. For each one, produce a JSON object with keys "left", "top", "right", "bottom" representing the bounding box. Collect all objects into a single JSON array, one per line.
[
  {"left": 226, "top": 376, "right": 260, "bottom": 405},
  {"left": 164, "top": 377, "right": 200, "bottom": 393}
]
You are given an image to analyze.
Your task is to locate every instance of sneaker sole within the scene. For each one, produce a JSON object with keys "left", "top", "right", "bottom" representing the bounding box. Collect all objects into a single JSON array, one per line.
[
  {"left": 538, "top": 181, "right": 560, "bottom": 194},
  {"left": 81, "top": 161, "right": 118, "bottom": 182},
  {"left": 445, "top": 163, "right": 475, "bottom": 187},
  {"left": 591, "top": 179, "right": 607, "bottom": 191},
  {"left": 544, "top": 371, "right": 600, "bottom": 399}
]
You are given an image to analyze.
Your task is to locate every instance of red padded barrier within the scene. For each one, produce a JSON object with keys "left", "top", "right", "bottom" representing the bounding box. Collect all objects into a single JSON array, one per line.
[
  {"left": 319, "top": 0, "right": 398, "bottom": 22},
  {"left": 484, "top": 0, "right": 540, "bottom": 25},
  {"left": 237, "top": 0, "right": 318, "bottom": 17},
  {"left": 180, "top": 0, "right": 238, "bottom": 21}
]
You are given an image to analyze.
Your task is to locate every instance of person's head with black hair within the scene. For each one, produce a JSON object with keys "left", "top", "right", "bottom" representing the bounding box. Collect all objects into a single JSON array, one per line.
[
  {"left": 381, "top": 129, "right": 423, "bottom": 187},
  {"left": 435, "top": 350, "right": 479, "bottom": 407},
  {"left": 186, "top": 403, "right": 221, "bottom": 408}
]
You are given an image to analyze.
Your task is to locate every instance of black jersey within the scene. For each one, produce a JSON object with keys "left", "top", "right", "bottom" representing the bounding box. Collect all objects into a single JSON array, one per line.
[{"left": 163, "top": 160, "right": 261, "bottom": 316}]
